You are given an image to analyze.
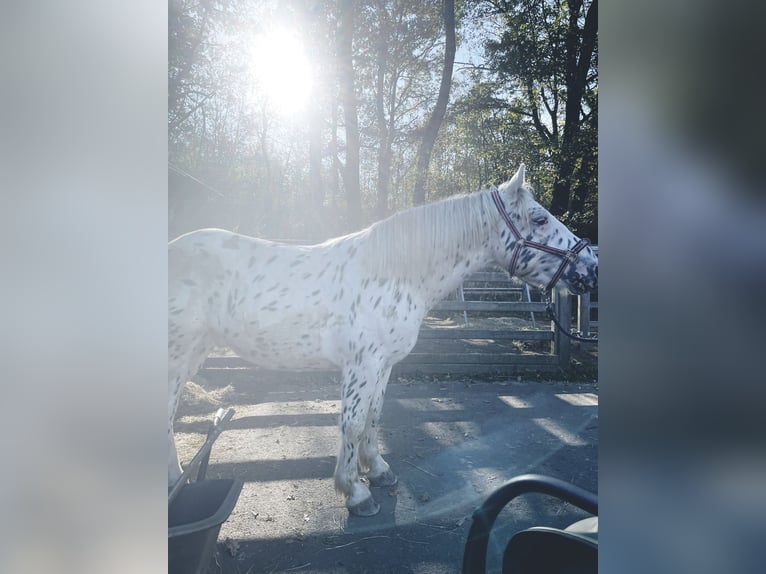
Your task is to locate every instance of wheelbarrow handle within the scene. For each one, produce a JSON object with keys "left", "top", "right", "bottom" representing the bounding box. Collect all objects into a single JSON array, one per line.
[
  {"left": 197, "top": 408, "right": 236, "bottom": 482},
  {"left": 214, "top": 407, "right": 235, "bottom": 429},
  {"left": 168, "top": 408, "right": 237, "bottom": 506}
]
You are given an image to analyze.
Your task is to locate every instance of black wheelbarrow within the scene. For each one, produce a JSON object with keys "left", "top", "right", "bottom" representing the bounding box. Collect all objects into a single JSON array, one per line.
[
  {"left": 463, "top": 474, "right": 598, "bottom": 573},
  {"left": 168, "top": 408, "right": 243, "bottom": 574}
]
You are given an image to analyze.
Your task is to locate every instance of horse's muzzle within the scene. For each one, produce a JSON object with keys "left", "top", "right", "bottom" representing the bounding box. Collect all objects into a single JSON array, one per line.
[{"left": 564, "top": 262, "right": 597, "bottom": 295}]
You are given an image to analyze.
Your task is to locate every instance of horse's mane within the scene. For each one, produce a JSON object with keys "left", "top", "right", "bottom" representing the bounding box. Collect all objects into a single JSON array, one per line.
[{"left": 355, "top": 182, "right": 535, "bottom": 279}]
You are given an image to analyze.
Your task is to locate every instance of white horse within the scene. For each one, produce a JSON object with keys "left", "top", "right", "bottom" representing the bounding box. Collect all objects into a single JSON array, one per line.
[{"left": 168, "top": 164, "right": 597, "bottom": 516}]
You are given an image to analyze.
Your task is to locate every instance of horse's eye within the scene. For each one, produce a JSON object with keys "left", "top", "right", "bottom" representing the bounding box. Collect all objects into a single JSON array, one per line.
[{"left": 533, "top": 216, "right": 548, "bottom": 225}]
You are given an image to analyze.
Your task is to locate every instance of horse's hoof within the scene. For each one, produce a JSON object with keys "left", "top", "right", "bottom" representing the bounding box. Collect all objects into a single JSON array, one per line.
[
  {"left": 368, "top": 469, "right": 398, "bottom": 487},
  {"left": 348, "top": 496, "right": 380, "bottom": 517}
]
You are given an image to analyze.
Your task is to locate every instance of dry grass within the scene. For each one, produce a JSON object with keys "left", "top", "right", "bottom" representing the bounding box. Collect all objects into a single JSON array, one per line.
[{"left": 180, "top": 381, "right": 235, "bottom": 409}]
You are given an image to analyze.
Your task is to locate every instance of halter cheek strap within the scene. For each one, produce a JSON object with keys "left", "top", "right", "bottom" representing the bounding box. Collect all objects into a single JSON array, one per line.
[{"left": 491, "top": 188, "right": 590, "bottom": 291}]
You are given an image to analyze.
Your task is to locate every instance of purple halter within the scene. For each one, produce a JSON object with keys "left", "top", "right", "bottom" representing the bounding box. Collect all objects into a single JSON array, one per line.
[{"left": 491, "top": 188, "right": 590, "bottom": 291}]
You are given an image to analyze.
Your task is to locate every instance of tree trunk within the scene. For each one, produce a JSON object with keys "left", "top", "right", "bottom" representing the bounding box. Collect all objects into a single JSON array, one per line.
[
  {"left": 330, "top": 96, "right": 341, "bottom": 213},
  {"left": 412, "top": 0, "right": 456, "bottom": 205},
  {"left": 338, "top": 0, "right": 361, "bottom": 228},
  {"left": 306, "top": 7, "right": 326, "bottom": 238},
  {"left": 550, "top": 0, "right": 597, "bottom": 216},
  {"left": 308, "top": 104, "right": 324, "bottom": 238},
  {"left": 375, "top": 4, "right": 391, "bottom": 219}
]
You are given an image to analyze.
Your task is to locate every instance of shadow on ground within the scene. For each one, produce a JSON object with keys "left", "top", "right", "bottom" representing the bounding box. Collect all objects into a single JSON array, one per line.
[{"left": 174, "top": 367, "right": 598, "bottom": 574}]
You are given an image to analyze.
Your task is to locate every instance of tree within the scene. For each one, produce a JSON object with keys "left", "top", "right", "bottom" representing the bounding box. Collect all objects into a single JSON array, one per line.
[
  {"left": 484, "top": 0, "right": 598, "bottom": 238},
  {"left": 434, "top": 79, "right": 540, "bottom": 197},
  {"left": 372, "top": 0, "right": 393, "bottom": 218},
  {"left": 167, "top": 0, "right": 596, "bottom": 241},
  {"left": 412, "top": 0, "right": 456, "bottom": 205},
  {"left": 355, "top": 0, "right": 451, "bottom": 217},
  {"left": 337, "top": 0, "right": 362, "bottom": 228}
]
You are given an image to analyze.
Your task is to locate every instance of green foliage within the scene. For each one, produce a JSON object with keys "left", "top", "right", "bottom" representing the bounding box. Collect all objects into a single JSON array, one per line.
[
  {"left": 471, "top": 0, "right": 598, "bottom": 240},
  {"left": 168, "top": 0, "right": 597, "bottom": 242}
]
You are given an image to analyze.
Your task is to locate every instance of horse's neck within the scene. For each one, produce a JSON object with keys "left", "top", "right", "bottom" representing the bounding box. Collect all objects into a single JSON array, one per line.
[
  {"left": 357, "top": 191, "right": 499, "bottom": 307},
  {"left": 415, "top": 244, "right": 494, "bottom": 308}
]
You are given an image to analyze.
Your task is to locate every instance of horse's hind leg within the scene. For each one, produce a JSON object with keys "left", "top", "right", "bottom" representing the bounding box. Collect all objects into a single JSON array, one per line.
[
  {"left": 359, "top": 366, "right": 397, "bottom": 488},
  {"left": 168, "top": 324, "right": 213, "bottom": 487},
  {"left": 335, "top": 361, "right": 383, "bottom": 517}
]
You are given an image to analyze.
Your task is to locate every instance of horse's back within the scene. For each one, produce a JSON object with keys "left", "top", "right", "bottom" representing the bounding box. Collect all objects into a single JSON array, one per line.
[
  {"left": 170, "top": 228, "right": 253, "bottom": 261},
  {"left": 170, "top": 228, "right": 272, "bottom": 283}
]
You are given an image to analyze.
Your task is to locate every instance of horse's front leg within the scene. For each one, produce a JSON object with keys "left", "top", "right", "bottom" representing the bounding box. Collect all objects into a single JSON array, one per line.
[
  {"left": 335, "top": 361, "right": 385, "bottom": 516},
  {"left": 359, "top": 365, "right": 397, "bottom": 488}
]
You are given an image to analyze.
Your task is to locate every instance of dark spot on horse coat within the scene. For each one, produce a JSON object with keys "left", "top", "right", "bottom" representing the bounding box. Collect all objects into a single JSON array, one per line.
[
  {"left": 221, "top": 235, "right": 240, "bottom": 249},
  {"left": 333, "top": 263, "right": 347, "bottom": 283},
  {"left": 317, "top": 261, "right": 332, "bottom": 279}
]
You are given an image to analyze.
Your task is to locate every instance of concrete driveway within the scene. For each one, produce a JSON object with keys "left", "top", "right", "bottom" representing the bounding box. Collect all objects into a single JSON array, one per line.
[{"left": 174, "top": 370, "right": 598, "bottom": 574}]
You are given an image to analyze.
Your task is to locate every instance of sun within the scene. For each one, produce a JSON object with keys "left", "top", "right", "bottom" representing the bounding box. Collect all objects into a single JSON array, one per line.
[{"left": 249, "top": 28, "right": 313, "bottom": 116}]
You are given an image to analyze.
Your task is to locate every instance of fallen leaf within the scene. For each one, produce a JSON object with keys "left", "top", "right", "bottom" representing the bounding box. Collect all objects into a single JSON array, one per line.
[{"left": 223, "top": 538, "right": 239, "bottom": 556}]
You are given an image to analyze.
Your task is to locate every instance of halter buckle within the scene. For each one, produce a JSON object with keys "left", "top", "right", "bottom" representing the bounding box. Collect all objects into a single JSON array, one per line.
[
  {"left": 565, "top": 238, "right": 590, "bottom": 262},
  {"left": 564, "top": 250, "right": 578, "bottom": 263}
]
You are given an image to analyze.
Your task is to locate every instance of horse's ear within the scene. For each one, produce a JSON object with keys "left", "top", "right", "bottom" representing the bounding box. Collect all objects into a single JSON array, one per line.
[{"left": 508, "top": 163, "right": 526, "bottom": 190}]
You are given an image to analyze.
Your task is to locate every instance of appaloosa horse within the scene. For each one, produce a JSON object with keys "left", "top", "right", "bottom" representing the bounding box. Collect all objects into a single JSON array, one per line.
[{"left": 168, "top": 164, "right": 597, "bottom": 516}]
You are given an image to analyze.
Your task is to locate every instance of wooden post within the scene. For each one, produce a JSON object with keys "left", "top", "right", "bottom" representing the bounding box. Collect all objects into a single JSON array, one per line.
[
  {"left": 577, "top": 292, "right": 591, "bottom": 337},
  {"left": 551, "top": 288, "right": 571, "bottom": 368}
]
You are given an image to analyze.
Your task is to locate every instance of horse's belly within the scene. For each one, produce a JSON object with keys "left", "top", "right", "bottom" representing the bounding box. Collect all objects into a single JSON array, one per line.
[
  {"left": 223, "top": 313, "right": 338, "bottom": 371},
  {"left": 215, "top": 284, "right": 425, "bottom": 371},
  {"left": 234, "top": 344, "right": 335, "bottom": 371}
]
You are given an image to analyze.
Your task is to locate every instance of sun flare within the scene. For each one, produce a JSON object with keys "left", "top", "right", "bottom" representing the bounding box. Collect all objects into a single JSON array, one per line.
[{"left": 249, "top": 28, "right": 312, "bottom": 116}]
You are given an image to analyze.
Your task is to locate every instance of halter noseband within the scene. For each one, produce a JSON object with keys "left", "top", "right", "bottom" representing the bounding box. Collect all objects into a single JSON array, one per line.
[{"left": 491, "top": 188, "right": 591, "bottom": 291}]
